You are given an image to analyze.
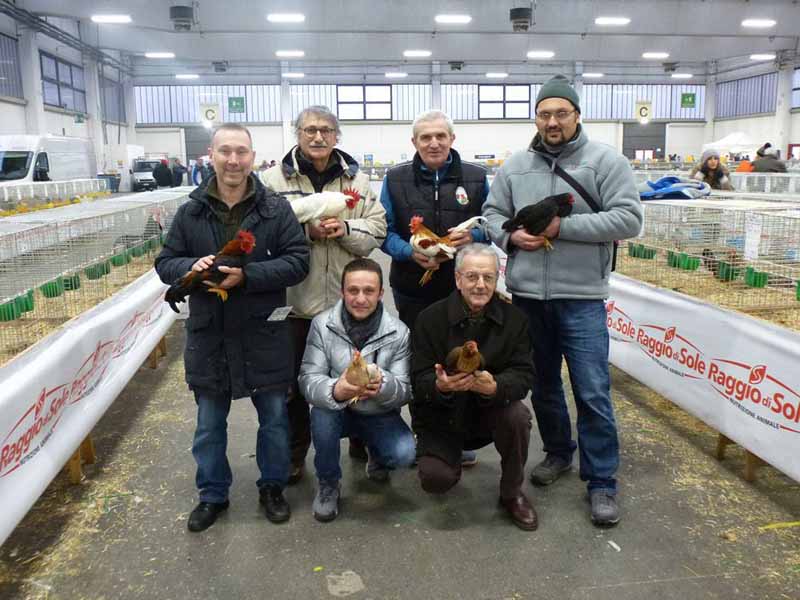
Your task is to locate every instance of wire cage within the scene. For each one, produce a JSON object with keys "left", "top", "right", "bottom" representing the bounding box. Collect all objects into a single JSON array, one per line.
[
  {"left": 0, "top": 190, "right": 189, "bottom": 364},
  {"left": 616, "top": 197, "right": 800, "bottom": 329},
  {"left": 0, "top": 179, "right": 109, "bottom": 214},
  {"left": 729, "top": 173, "right": 800, "bottom": 195}
]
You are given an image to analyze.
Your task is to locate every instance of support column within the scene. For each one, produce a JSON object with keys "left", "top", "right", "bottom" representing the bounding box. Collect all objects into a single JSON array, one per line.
[
  {"left": 431, "top": 61, "right": 442, "bottom": 110},
  {"left": 17, "top": 27, "right": 47, "bottom": 135},
  {"left": 83, "top": 59, "right": 105, "bottom": 174},
  {"left": 123, "top": 78, "right": 137, "bottom": 147},
  {"left": 279, "top": 66, "right": 294, "bottom": 156},
  {"left": 704, "top": 75, "right": 717, "bottom": 147},
  {"left": 775, "top": 66, "right": 793, "bottom": 159}
]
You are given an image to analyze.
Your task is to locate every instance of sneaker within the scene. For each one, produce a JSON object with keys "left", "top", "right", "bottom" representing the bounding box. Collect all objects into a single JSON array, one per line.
[
  {"left": 529, "top": 454, "right": 571, "bottom": 486},
  {"left": 366, "top": 455, "right": 390, "bottom": 483},
  {"left": 590, "top": 491, "right": 620, "bottom": 527},
  {"left": 461, "top": 450, "right": 478, "bottom": 468},
  {"left": 187, "top": 500, "right": 229, "bottom": 532},
  {"left": 313, "top": 481, "right": 340, "bottom": 522}
]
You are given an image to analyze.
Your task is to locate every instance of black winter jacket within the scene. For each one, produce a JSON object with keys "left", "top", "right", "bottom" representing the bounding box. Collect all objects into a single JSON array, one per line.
[
  {"left": 411, "top": 291, "right": 534, "bottom": 464},
  {"left": 155, "top": 175, "right": 310, "bottom": 399}
]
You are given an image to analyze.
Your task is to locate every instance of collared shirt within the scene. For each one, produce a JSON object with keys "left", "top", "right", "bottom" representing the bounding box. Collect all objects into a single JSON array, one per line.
[{"left": 204, "top": 175, "right": 256, "bottom": 243}]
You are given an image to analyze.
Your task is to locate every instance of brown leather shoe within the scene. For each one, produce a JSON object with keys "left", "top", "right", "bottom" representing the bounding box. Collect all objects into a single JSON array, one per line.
[
  {"left": 287, "top": 463, "right": 304, "bottom": 486},
  {"left": 499, "top": 494, "right": 538, "bottom": 531}
]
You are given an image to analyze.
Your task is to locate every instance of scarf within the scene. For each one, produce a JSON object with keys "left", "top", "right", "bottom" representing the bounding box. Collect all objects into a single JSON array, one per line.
[{"left": 341, "top": 302, "right": 384, "bottom": 350}]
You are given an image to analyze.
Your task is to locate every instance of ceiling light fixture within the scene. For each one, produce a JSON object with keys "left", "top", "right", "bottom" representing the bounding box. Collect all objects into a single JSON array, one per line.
[
  {"left": 741, "top": 18, "right": 776, "bottom": 28},
  {"left": 527, "top": 50, "right": 555, "bottom": 59},
  {"left": 175, "top": 74, "right": 199, "bottom": 80},
  {"left": 90, "top": 15, "right": 131, "bottom": 24},
  {"left": 282, "top": 72, "right": 305, "bottom": 78},
  {"left": 275, "top": 50, "right": 305, "bottom": 58},
  {"left": 486, "top": 72, "right": 509, "bottom": 79},
  {"left": 145, "top": 52, "right": 175, "bottom": 59},
  {"left": 267, "top": 13, "right": 305, "bottom": 23},
  {"left": 385, "top": 72, "right": 408, "bottom": 78},
  {"left": 594, "top": 16, "right": 630, "bottom": 26},
  {"left": 750, "top": 53, "right": 776, "bottom": 61},
  {"left": 671, "top": 73, "right": 693, "bottom": 79},
  {"left": 403, "top": 50, "right": 432, "bottom": 58},
  {"left": 583, "top": 72, "right": 604, "bottom": 78},
  {"left": 642, "top": 51, "right": 670, "bottom": 59},
  {"left": 435, "top": 14, "right": 472, "bottom": 24}
]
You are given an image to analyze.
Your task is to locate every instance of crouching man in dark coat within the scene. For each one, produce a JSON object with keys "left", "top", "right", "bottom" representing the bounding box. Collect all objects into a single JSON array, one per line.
[{"left": 411, "top": 243, "right": 537, "bottom": 530}]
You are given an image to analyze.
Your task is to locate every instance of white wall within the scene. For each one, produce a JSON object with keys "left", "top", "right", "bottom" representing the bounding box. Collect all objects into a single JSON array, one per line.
[
  {"left": 712, "top": 115, "right": 778, "bottom": 153},
  {"left": 0, "top": 101, "right": 27, "bottom": 134},
  {"left": 249, "top": 125, "right": 284, "bottom": 163},
  {"left": 665, "top": 123, "right": 706, "bottom": 160},
  {"left": 582, "top": 122, "right": 623, "bottom": 152},
  {"left": 44, "top": 109, "right": 89, "bottom": 138},
  {"left": 135, "top": 128, "right": 184, "bottom": 159}
]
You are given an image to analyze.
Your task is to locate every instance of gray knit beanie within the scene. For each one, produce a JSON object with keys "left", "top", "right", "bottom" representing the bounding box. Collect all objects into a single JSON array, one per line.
[
  {"left": 701, "top": 149, "right": 720, "bottom": 164},
  {"left": 536, "top": 75, "right": 581, "bottom": 113}
]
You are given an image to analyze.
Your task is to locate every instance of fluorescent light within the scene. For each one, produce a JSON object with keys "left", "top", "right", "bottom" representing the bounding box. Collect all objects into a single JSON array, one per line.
[
  {"left": 595, "top": 16, "right": 630, "bottom": 26},
  {"left": 750, "top": 53, "right": 776, "bottom": 61},
  {"left": 583, "top": 72, "right": 604, "bottom": 78},
  {"left": 267, "top": 13, "right": 305, "bottom": 23},
  {"left": 275, "top": 50, "right": 305, "bottom": 58},
  {"left": 403, "top": 50, "right": 432, "bottom": 58},
  {"left": 175, "top": 74, "right": 199, "bottom": 80},
  {"left": 485, "top": 72, "right": 509, "bottom": 79},
  {"left": 742, "top": 18, "right": 776, "bottom": 28},
  {"left": 435, "top": 14, "right": 472, "bottom": 24},
  {"left": 527, "top": 50, "right": 555, "bottom": 59},
  {"left": 642, "top": 51, "right": 670, "bottom": 59},
  {"left": 145, "top": 52, "right": 175, "bottom": 59},
  {"left": 90, "top": 14, "right": 131, "bottom": 24},
  {"left": 385, "top": 72, "right": 408, "bottom": 78},
  {"left": 671, "top": 73, "right": 693, "bottom": 79},
  {"left": 281, "top": 72, "right": 305, "bottom": 78}
]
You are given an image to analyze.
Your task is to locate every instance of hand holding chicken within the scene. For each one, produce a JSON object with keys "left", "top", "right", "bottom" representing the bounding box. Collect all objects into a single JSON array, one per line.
[
  {"left": 335, "top": 351, "right": 382, "bottom": 405},
  {"left": 409, "top": 215, "right": 487, "bottom": 285}
]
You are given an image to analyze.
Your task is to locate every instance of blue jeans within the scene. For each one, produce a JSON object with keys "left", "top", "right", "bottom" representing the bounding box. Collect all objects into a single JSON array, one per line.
[
  {"left": 512, "top": 297, "right": 618, "bottom": 494},
  {"left": 311, "top": 407, "right": 416, "bottom": 483},
  {"left": 192, "top": 389, "right": 290, "bottom": 503}
]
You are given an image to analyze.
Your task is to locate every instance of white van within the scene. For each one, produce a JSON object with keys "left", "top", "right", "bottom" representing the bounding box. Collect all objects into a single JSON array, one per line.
[
  {"left": 130, "top": 158, "right": 161, "bottom": 191},
  {"left": 0, "top": 135, "right": 96, "bottom": 186}
]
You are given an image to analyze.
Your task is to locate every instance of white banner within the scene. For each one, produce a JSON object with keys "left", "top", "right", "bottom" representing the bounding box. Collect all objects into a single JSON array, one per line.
[
  {"left": 607, "top": 275, "right": 800, "bottom": 482},
  {"left": 0, "top": 271, "right": 176, "bottom": 546}
]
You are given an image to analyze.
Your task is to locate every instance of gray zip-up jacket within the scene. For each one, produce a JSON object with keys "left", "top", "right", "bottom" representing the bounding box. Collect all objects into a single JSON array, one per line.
[
  {"left": 483, "top": 126, "right": 642, "bottom": 300},
  {"left": 298, "top": 300, "right": 412, "bottom": 415}
]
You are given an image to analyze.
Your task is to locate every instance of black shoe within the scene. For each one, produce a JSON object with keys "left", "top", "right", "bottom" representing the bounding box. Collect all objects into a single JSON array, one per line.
[
  {"left": 529, "top": 454, "right": 572, "bottom": 486},
  {"left": 348, "top": 438, "right": 369, "bottom": 461},
  {"left": 259, "top": 485, "right": 291, "bottom": 523},
  {"left": 187, "top": 500, "right": 229, "bottom": 532},
  {"left": 287, "top": 463, "right": 304, "bottom": 486}
]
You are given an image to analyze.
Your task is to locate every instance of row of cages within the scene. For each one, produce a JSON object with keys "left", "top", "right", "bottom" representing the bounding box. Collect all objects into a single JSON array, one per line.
[
  {"left": 632, "top": 171, "right": 800, "bottom": 195},
  {"left": 617, "top": 197, "right": 800, "bottom": 331},
  {"left": 0, "top": 179, "right": 110, "bottom": 214},
  {"left": 0, "top": 190, "right": 189, "bottom": 365}
]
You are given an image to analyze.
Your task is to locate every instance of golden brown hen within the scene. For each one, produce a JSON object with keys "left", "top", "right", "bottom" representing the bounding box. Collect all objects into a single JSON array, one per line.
[
  {"left": 444, "top": 340, "right": 485, "bottom": 375},
  {"left": 343, "top": 351, "right": 381, "bottom": 404}
]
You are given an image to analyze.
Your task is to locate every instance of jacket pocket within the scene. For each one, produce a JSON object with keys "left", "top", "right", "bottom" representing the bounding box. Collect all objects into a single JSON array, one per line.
[{"left": 184, "top": 313, "right": 224, "bottom": 385}]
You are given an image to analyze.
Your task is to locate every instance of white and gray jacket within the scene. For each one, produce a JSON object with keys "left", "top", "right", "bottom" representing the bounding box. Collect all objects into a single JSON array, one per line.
[
  {"left": 298, "top": 300, "right": 412, "bottom": 415},
  {"left": 483, "top": 126, "right": 643, "bottom": 300}
]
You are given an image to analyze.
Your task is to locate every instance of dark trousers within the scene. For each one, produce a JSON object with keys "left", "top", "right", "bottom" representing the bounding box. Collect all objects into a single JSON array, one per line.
[
  {"left": 392, "top": 289, "right": 433, "bottom": 332},
  {"left": 418, "top": 401, "right": 531, "bottom": 499},
  {"left": 288, "top": 317, "right": 312, "bottom": 467}
]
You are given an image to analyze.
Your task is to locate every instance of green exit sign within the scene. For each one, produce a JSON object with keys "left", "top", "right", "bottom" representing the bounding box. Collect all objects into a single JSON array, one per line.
[
  {"left": 228, "top": 96, "right": 245, "bottom": 113},
  {"left": 681, "top": 93, "right": 696, "bottom": 108}
]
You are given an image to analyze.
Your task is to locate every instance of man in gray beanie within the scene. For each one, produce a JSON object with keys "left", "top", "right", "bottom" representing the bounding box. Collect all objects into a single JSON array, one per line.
[
  {"left": 752, "top": 142, "right": 787, "bottom": 173},
  {"left": 483, "top": 74, "right": 643, "bottom": 527}
]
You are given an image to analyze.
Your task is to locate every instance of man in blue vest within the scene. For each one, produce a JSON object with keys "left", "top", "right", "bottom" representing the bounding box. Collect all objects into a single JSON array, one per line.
[{"left": 380, "top": 110, "right": 490, "bottom": 467}]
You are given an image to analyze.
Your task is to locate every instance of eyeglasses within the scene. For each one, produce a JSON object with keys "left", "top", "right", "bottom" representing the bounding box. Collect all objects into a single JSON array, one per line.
[
  {"left": 459, "top": 271, "right": 497, "bottom": 285},
  {"left": 535, "top": 110, "right": 576, "bottom": 122},
  {"left": 301, "top": 126, "right": 336, "bottom": 138}
]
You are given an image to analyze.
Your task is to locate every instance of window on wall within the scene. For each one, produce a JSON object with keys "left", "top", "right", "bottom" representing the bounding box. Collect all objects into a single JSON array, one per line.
[
  {"left": 478, "top": 85, "right": 530, "bottom": 119},
  {"left": 0, "top": 33, "right": 24, "bottom": 99},
  {"left": 336, "top": 85, "right": 392, "bottom": 120},
  {"left": 716, "top": 72, "right": 778, "bottom": 118},
  {"left": 100, "top": 76, "right": 125, "bottom": 123},
  {"left": 792, "top": 68, "right": 800, "bottom": 109},
  {"left": 40, "top": 51, "right": 86, "bottom": 113}
]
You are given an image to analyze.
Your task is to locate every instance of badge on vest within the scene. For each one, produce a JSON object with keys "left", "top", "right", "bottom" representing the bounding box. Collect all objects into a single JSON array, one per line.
[{"left": 455, "top": 186, "right": 469, "bottom": 206}]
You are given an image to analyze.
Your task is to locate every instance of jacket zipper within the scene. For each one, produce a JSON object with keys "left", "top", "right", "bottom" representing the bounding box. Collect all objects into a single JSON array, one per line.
[{"left": 434, "top": 170, "right": 441, "bottom": 232}]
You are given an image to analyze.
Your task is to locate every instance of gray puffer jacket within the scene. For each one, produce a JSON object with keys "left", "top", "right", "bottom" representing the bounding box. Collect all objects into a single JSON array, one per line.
[
  {"left": 483, "top": 126, "right": 643, "bottom": 300},
  {"left": 298, "top": 300, "right": 412, "bottom": 415}
]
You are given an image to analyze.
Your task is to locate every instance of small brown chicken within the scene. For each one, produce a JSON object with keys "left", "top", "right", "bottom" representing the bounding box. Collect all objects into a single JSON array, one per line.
[
  {"left": 343, "top": 351, "right": 381, "bottom": 404},
  {"left": 444, "top": 340, "right": 485, "bottom": 375}
]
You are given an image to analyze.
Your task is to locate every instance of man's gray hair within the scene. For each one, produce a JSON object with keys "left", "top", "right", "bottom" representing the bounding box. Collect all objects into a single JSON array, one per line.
[
  {"left": 412, "top": 110, "right": 454, "bottom": 139},
  {"left": 455, "top": 243, "right": 501, "bottom": 272},
  {"left": 294, "top": 105, "right": 341, "bottom": 143}
]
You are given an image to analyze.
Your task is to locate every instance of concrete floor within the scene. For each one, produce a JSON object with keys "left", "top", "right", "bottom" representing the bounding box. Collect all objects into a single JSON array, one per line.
[{"left": 1, "top": 252, "right": 799, "bottom": 600}]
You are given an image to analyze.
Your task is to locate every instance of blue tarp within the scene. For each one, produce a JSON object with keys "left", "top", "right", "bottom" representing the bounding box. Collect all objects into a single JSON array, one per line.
[{"left": 638, "top": 176, "right": 711, "bottom": 200}]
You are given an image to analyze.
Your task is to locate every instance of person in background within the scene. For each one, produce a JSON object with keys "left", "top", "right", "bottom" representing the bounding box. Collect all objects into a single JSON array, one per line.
[
  {"left": 752, "top": 143, "right": 787, "bottom": 173},
  {"left": 483, "top": 74, "right": 643, "bottom": 527},
  {"left": 260, "top": 105, "right": 386, "bottom": 485},
  {"left": 153, "top": 159, "right": 173, "bottom": 188},
  {"left": 380, "top": 109, "right": 491, "bottom": 468},
  {"left": 299, "top": 258, "right": 415, "bottom": 522},
  {"left": 258, "top": 159, "right": 269, "bottom": 172},
  {"left": 155, "top": 123, "right": 309, "bottom": 532},
  {"left": 171, "top": 158, "right": 188, "bottom": 187},
  {"left": 689, "top": 149, "right": 734, "bottom": 190}
]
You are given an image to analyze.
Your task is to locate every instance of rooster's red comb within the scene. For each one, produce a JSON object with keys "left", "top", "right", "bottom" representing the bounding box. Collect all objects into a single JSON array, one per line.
[{"left": 343, "top": 188, "right": 361, "bottom": 208}]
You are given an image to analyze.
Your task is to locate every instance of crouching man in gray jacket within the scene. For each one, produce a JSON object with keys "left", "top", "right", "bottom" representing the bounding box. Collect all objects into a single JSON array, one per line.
[{"left": 299, "top": 258, "right": 416, "bottom": 522}]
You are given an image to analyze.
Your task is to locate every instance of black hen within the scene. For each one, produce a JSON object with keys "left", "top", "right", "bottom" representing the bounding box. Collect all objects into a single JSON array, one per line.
[{"left": 502, "top": 193, "right": 575, "bottom": 250}]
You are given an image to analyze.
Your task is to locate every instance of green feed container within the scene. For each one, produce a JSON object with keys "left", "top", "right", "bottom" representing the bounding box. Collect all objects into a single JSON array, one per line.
[
  {"left": 744, "top": 267, "right": 767, "bottom": 288},
  {"left": 667, "top": 250, "right": 679, "bottom": 268},
  {"left": 63, "top": 273, "right": 81, "bottom": 291},
  {"left": 796, "top": 281, "right": 800, "bottom": 301},
  {"left": 39, "top": 278, "right": 65, "bottom": 298},
  {"left": 640, "top": 246, "right": 656, "bottom": 259},
  {"left": 0, "top": 299, "right": 20, "bottom": 321},
  {"left": 15, "top": 291, "right": 34, "bottom": 313},
  {"left": 716, "top": 261, "right": 740, "bottom": 282},
  {"left": 111, "top": 252, "right": 131, "bottom": 267},
  {"left": 678, "top": 253, "right": 700, "bottom": 271},
  {"left": 130, "top": 244, "right": 146, "bottom": 258}
]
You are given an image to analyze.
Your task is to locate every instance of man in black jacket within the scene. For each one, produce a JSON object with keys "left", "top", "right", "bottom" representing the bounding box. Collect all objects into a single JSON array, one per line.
[
  {"left": 155, "top": 123, "right": 309, "bottom": 532},
  {"left": 411, "top": 244, "right": 537, "bottom": 530},
  {"left": 153, "top": 159, "right": 173, "bottom": 188}
]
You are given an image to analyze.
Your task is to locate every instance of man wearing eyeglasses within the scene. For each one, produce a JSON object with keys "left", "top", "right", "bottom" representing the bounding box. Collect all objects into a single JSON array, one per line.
[
  {"left": 260, "top": 105, "right": 386, "bottom": 485},
  {"left": 483, "top": 75, "right": 642, "bottom": 527},
  {"left": 411, "top": 244, "right": 536, "bottom": 530}
]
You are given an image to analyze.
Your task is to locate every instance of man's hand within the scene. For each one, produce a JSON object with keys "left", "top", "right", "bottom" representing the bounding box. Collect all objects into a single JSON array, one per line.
[
  {"left": 509, "top": 216, "right": 561, "bottom": 251},
  {"left": 192, "top": 255, "right": 215, "bottom": 271},
  {"left": 333, "top": 374, "right": 363, "bottom": 403},
  {"left": 470, "top": 370, "right": 497, "bottom": 397},
  {"left": 447, "top": 228, "right": 472, "bottom": 249},
  {"left": 319, "top": 217, "right": 346, "bottom": 239},
  {"left": 434, "top": 364, "right": 475, "bottom": 394},
  {"left": 412, "top": 251, "right": 441, "bottom": 271},
  {"left": 308, "top": 221, "right": 328, "bottom": 241},
  {"left": 202, "top": 266, "right": 244, "bottom": 290}
]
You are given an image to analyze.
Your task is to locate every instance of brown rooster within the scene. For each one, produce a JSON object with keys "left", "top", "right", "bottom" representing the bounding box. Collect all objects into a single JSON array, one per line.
[
  {"left": 501, "top": 192, "right": 574, "bottom": 250},
  {"left": 409, "top": 215, "right": 486, "bottom": 285},
  {"left": 343, "top": 351, "right": 381, "bottom": 404},
  {"left": 164, "top": 229, "right": 256, "bottom": 313},
  {"left": 444, "top": 340, "right": 485, "bottom": 375}
]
